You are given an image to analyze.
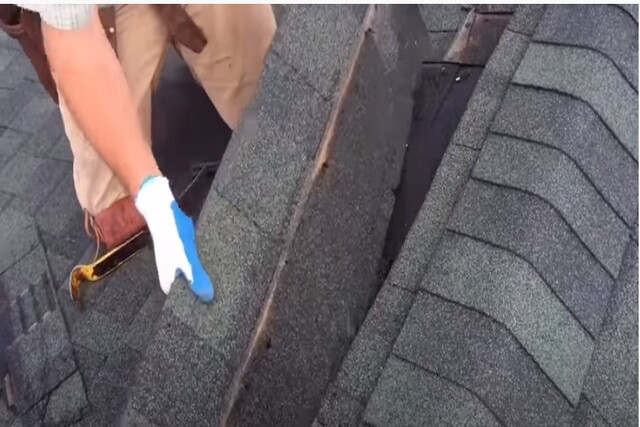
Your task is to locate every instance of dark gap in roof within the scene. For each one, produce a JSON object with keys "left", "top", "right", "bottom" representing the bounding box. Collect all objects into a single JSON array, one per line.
[
  {"left": 380, "top": 11, "right": 511, "bottom": 273},
  {"left": 151, "top": 48, "right": 231, "bottom": 222}
]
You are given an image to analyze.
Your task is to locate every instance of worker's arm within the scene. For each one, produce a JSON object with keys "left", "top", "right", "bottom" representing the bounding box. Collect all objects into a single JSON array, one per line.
[
  {"left": 39, "top": 5, "right": 214, "bottom": 302},
  {"left": 41, "top": 6, "right": 159, "bottom": 196}
]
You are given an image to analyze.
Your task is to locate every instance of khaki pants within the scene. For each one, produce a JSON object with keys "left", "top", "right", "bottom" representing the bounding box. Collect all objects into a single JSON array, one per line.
[{"left": 57, "top": 4, "right": 276, "bottom": 215}]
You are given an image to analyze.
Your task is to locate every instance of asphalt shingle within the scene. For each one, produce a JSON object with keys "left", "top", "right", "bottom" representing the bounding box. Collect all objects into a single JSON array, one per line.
[
  {"left": 448, "top": 179, "right": 614, "bottom": 336},
  {"left": 6, "top": 310, "right": 76, "bottom": 413},
  {"left": 35, "top": 170, "right": 85, "bottom": 260},
  {"left": 363, "top": 355, "right": 501, "bottom": 427},
  {"left": 73, "top": 345, "right": 107, "bottom": 390},
  {"left": 0, "top": 128, "right": 27, "bottom": 168},
  {"left": 0, "top": 242, "right": 46, "bottom": 303},
  {"left": 271, "top": 5, "right": 369, "bottom": 99},
  {"left": 473, "top": 133, "right": 630, "bottom": 276},
  {"left": 19, "top": 110, "right": 66, "bottom": 158},
  {"left": 581, "top": 240, "right": 638, "bottom": 426},
  {"left": 418, "top": 5, "right": 467, "bottom": 32},
  {"left": 423, "top": 32, "right": 456, "bottom": 62},
  {"left": 394, "top": 293, "right": 574, "bottom": 426},
  {"left": 451, "top": 30, "right": 530, "bottom": 150},
  {"left": 492, "top": 85, "right": 638, "bottom": 227},
  {"left": 508, "top": 5, "right": 546, "bottom": 35},
  {"left": 8, "top": 95, "right": 57, "bottom": 134},
  {"left": 0, "top": 207, "right": 38, "bottom": 275},
  {"left": 534, "top": 5, "right": 638, "bottom": 89},
  {"left": 513, "top": 43, "right": 638, "bottom": 160},
  {"left": 572, "top": 396, "right": 610, "bottom": 427},
  {"left": 316, "top": 383, "right": 365, "bottom": 427},
  {"left": 124, "top": 286, "right": 166, "bottom": 353},
  {"left": 71, "top": 310, "right": 126, "bottom": 356},
  {"left": 0, "top": 152, "right": 67, "bottom": 216},
  {"left": 127, "top": 312, "right": 227, "bottom": 427},
  {"left": 214, "top": 52, "right": 330, "bottom": 237},
  {"left": 43, "top": 371, "right": 89, "bottom": 426},
  {"left": 422, "top": 231, "right": 593, "bottom": 405},
  {"left": 387, "top": 144, "right": 478, "bottom": 292},
  {"left": 617, "top": 4, "right": 638, "bottom": 23},
  {"left": 330, "top": 284, "right": 414, "bottom": 403},
  {"left": 165, "top": 191, "right": 279, "bottom": 362}
]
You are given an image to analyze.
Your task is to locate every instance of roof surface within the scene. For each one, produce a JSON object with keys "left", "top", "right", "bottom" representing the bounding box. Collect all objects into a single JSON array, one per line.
[
  {"left": 316, "top": 4, "right": 638, "bottom": 426},
  {"left": 0, "top": 4, "right": 637, "bottom": 427}
]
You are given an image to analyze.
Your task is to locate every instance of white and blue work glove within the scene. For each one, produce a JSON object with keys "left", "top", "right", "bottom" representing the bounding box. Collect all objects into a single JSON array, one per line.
[{"left": 135, "top": 176, "right": 214, "bottom": 302}]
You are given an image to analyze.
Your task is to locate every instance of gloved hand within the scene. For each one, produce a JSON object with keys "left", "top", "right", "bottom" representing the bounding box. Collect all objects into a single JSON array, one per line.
[{"left": 134, "top": 175, "right": 214, "bottom": 302}]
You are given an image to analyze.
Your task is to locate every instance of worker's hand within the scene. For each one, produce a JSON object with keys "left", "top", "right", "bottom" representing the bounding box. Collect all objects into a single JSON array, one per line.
[{"left": 134, "top": 176, "right": 215, "bottom": 302}]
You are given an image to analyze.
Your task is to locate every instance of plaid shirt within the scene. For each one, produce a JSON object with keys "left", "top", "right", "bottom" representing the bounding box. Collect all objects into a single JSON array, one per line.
[{"left": 17, "top": 4, "right": 99, "bottom": 30}]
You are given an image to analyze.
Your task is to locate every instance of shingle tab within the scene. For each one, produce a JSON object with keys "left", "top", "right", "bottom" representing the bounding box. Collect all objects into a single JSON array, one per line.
[
  {"left": 394, "top": 293, "right": 574, "bottom": 426},
  {"left": 0, "top": 152, "right": 67, "bottom": 215},
  {"left": 572, "top": 396, "right": 610, "bottom": 427},
  {"left": 418, "top": 5, "right": 467, "bottom": 32},
  {"left": 534, "top": 5, "right": 638, "bottom": 89},
  {"left": 513, "top": 43, "right": 638, "bottom": 160},
  {"left": 508, "top": 5, "right": 546, "bottom": 36},
  {"left": 617, "top": 4, "right": 638, "bottom": 22},
  {"left": 492, "top": 85, "right": 638, "bottom": 227},
  {"left": 271, "top": 5, "right": 369, "bottom": 99},
  {"left": 0, "top": 208, "right": 38, "bottom": 274},
  {"left": 473, "top": 134, "right": 630, "bottom": 276},
  {"left": 387, "top": 144, "right": 477, "bottom": 291},
  {"left": 127, "top": 312, "right": 228, "bottom": 427},
  {"left": 581, "top": 240, "right": 638, "bottom": 426},
  {"left": 316, "top": 383, "right": 365, "bottom": 427},
  {"left": 448, "top": 179, "right": 614, "bottom": 336},
  {"left": 214, "top": 52, "right": 330, "bottom": 237},
  {"left": 422, "top": 232, "right": 593, "bottom": 405},
  {"left": 364, "top": 355, "right": 502, "bottom": 427},
  {"left": 331, "top": 284, "right": 414, "bottom": 403},
  {"left": 451, "top": 30, "right": 529, "bottom": 149},
  {"left": 43, "top": 371, "right": 89, "bottom": 426}
]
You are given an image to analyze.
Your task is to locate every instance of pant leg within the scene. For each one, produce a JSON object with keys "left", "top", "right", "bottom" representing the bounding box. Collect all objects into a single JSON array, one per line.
[
  {"left": 176, "top": 5, "right": 276, "bottom": 130},
  {"left": 56, "top": 4, "right": 169, "bottom": 215}
]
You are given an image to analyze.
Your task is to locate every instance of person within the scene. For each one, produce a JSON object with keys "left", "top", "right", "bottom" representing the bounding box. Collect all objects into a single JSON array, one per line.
[{"left": 1, "top": 5, "right": 277, "bottom": 302}]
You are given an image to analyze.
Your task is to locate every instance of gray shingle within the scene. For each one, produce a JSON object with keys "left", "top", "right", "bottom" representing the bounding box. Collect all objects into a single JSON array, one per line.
[
  {"left": 617, "top": 4, "right": 638, "bottom": 22},
  {"left": 214, "top": 52, "right": 330, "bottom": 237},
  {"left": 394, "top": 293, "right": 574, "bottom": 426},
  {"left": 582, "top": 240, "right": 638, "bottom": 426},
  {"left": 93, "top": 258, "right": 156, "bottom": 326},
  {"left": 6, "top": 310, "right": 76, "bottom": 413},
  {"left": 0, "top": 152, "right": 67, "bottom": 215},
  {"left": 73, "top": 345, "right": 107, "bottom": 389},
  {"left": 473, "top": 133, "right": 630, "bottom": 276},
  {"left": 422, "top": 232, "right": 593, "bottom": 405},
  {"left": 127, "top": 312, "right": 227, "bottom": 427},
  {"left": 49, "top": 135, "right": 73, "bottom": 162},
  {"left": 57, "top": 286, "right": 82, "bottom": 333},
  {"left": 44, "top": 249, "right": 74, "bottom": 290},
  {"left": 43, "top": 371, "right": 89, "bottom": 426},
  {"left": 271, "top": 5, "right": 369, "bottom": 99},
  {"left": 0, "top": 128, "right": 26, "bottom": 161},
  {"left": 0, "top": 244, "right": 47, "bottom": 307},
  {"left": 92, "top": 345, "right": 141, "bottom": 390},
  {"left": 35, "top": 170, "right": 84, "bottom": 247},
  {"left": 0, "top": 46, "right": 18, "bottom": 72},
  {"left": 71, "top": 310, "right": 126, "bottom": 356},
  {"left": 508, "top": 5, "right": 546, "bottom": 35},
  {"left": 513, "top": 43, "right": 638, "bottom": 160},
  {"left": 452, "top": 30, "right": 529, "bottom": 149},
  {"left": 572, "top": 396, "right": 610, "bottom": 427},
  {"left": 534, "top": 5, "right": 638, "bottom": 89},
  {"left": 8, "top": 95, "right": 56, "bottom": 134},
  {"left": 20, "top": 109, "right": 66, "bottom": 158},
  {"left": 331, "top": 284, "right": 414, "bottom": 403},
  {"left": 448, "top": 179, "right": 614, "bottom": 335},
  {"left": 418, "top": 5, "right": 467, "bottom": 32},
  {"left": 124, "top": 287, "right": 166, "bottom": 353},
  {"left": 0, "top": 190, "right": 11, "bottom": 212},
  {"left": 11, "top": 398, "right": 46, "bottom": 427},
  {"left": 0, "top": 208, "right": 38, "bottom": 275},
  {"left": 492, "top": 85, "right": 638, "bottom": 227},
  {"left": 316, "top": 383, "right": 365, "bottom": 427},
  {"left": 387, "top": 144, "right": 478, "bottom": 292},
  {"left": 164, "top": 191, "right": 279, "bottom": 361},
  {"left": 364, "top": 355, "right": 501, "bottom": 427}
]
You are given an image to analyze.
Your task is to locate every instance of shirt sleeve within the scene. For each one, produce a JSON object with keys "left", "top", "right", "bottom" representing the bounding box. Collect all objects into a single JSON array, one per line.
[{"left": 16, "top": 4, "right": 94, "bottom": 30}]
